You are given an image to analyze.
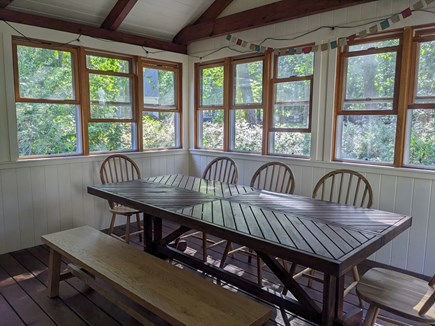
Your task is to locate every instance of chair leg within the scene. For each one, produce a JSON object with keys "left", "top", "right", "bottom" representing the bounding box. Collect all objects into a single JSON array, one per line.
[
  {"left": 220, "top": 241, "right": 232, "bottom": 268},
  {"left": 109, "top": 213, "right": 116, "bottom": 236},
  {"left": 307, "top": 268, "right": 315, "bottom": 288},
  {"left": 352, "top": 265, "right": 363, "bottom": 307},
  {"left": 135, "top": 213, "right": 142, "bottom": 242},
  {"left": 125, "top": 215, "right": 131, "bottom": 244},
  {"left": 248, "top": 247, "right": 255, "bottom": 263},
  {"left": 257, "top": 256, "right": 263, "bottom": 286},
  {"left": 362, "top": 305, "right": 379, "bottom": 326},
  {"left": 202, "top": 232, "right": 207, "bottom": 262}
]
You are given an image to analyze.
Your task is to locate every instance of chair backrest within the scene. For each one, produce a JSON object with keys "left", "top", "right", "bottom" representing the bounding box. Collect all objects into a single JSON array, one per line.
[
  {"left": 202, "top": 157, "right": 238, "bottom": 184},
  {"left": 250, "top": 162, "right": 295, "bottom": 194},
  {"left": 100, "top": 154, "right": 141, "bottom": 208},
  {"left": 100, "top": 154, "right": 141, "bottom": 184},
  {"left": 312, "top": 169, "right": 373, "bottom": 208}
]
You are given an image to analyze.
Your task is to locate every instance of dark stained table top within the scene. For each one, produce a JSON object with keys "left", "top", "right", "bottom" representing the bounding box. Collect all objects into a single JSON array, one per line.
[{"left": 89, "top": 174, "right": 411, "bottom": 277}]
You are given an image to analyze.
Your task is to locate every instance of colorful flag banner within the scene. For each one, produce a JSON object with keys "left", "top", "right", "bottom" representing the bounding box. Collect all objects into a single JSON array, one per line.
[{"left": 225, "top": 0, "right": 430, "bottom": 56}]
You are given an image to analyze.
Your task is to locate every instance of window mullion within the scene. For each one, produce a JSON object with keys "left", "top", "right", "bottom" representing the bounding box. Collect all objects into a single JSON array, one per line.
[{"left": 394, "top": 27, "right": 413, "bottom": 167}]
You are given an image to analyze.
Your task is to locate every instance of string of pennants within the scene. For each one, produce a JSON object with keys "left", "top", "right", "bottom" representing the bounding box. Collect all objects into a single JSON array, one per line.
[{"left": 226, "top": 0, "right": 434, "bottom": 55}]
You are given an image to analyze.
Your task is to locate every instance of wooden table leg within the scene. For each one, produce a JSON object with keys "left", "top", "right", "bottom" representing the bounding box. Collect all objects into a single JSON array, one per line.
[
  {"left": 143, "top": 214, "right": 154, "bottom": 252},
  {"left": 47, "top": 249, "right": 61, "bottom": 298},
  {"left": 153, "top": 216, "right": 162, "bottom": 242},
  {"left": 322, "top": 274, "right": 337, "bottom": 326}
]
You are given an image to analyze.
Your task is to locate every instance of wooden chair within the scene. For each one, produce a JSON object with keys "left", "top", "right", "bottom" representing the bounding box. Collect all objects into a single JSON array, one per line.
[
  {"left": 291, "top": 169, "right": 373, "bottom": 302},
  {"left": 180, "top": 157, "right": 238, "bottom": 262},
  {"left": 220, "top": 162, "right": 295, "bottom": 285},
  {"left": 357, "top": 268, "right": 435, "bottom": 325},
  {"left": 100, "top": 154, "right": 143, "bottom": 244}
]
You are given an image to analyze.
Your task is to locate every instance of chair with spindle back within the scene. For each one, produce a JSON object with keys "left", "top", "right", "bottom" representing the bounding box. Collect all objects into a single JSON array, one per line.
[
  {"left": 179, "top": 157, "right": 239, "bottom": 262},
  {"left": 220, "top": 161, "right": 295, "bottom": 285},
  {"left": 357, "top": 268, "right": 435, "bottom": 325},
  {"left": 290, "top": 169, "right": 373, "bottom": 303},
  {"left": 100, "top": 154, "right": 143, "bottom": 244}
]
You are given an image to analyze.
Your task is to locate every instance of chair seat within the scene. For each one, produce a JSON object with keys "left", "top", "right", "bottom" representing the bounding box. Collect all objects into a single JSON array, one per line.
[
  {"left": 357, "top": 268, "right": 435, "bottom": 323},
  {"left": 109, "top": 205, "right": 140, "bottom": 215}
]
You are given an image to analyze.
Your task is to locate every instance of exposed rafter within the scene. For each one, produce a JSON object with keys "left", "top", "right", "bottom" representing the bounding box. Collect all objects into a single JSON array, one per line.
[
  {"left": 194, "top": 0, "right": 234, "bottom": 24},
  {"left": 174, "top": 0, "right": 377, "bottom": 45},
  {"left": 101, "top": 0, "right": 137, "bottom": 31},
  {"left": 174, "top": 0, "right": 233, "bottom": 43},
  {"left": 0, "top": 8, "right": 186, "bottom": 54},
  {"left": 0, "top": 0, "right": 13, "bottom": 8}
]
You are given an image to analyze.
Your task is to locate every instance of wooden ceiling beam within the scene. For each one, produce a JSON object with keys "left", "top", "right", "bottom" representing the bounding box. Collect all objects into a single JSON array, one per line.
[
  {"left": 174, "top": 0, "right": 377, "bottom": 45},
  {"left": 101, "top": 0, "right": 137, "bottom": 31},
  {"left": 0, "top": 0, "right": 14, "bottom": 8},
  {"left": 173, "top": 0, "right": 233, "bottom": 42},
  {"left": 0, "top": 8, "right": 187, "bottom": 54},
  {"left": 194, "top": 0, "right": 234, "bottom": 24}
]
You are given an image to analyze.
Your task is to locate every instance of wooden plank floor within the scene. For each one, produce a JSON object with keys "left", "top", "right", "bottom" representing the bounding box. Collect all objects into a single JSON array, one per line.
[{"left": 0, "top": 221, "right": 422, "bottom": 326}]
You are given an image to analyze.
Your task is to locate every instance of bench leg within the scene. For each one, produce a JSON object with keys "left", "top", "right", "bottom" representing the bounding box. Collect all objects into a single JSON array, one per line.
[{"left": 48, "top": 249, "right": 61, "bottom": 298}]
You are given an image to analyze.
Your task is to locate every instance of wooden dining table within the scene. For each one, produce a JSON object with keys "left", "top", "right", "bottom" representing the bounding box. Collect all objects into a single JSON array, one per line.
[{"left": 88, "top": 174, "right": 412, "bottom": 326}]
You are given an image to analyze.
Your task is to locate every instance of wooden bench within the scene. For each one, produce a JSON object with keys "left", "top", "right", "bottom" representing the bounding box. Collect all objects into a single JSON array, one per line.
[{"left": 42, "top": 226, "right": 271, "bottom": 326}]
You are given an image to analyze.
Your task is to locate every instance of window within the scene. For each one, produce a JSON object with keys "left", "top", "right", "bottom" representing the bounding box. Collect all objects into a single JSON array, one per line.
[
  {"left": 85, "top": 52, "right": 136, "bottom": 153},
  {"left": 195, "top": 55, "right": 266, "bottom": 153},
  {"left": 140, "top": 60, "right": 181, "bottom": 149},
  {"left": 196, "top": 62, "right": 225, "bottom": 150},
  {"left": 404, "top": 28, "right": 435, "bottom": 168},
  {"left": 12, "top": 38, "right": 182, "bottom": 158},
  {"left": 13, "top": 40, "right": 80, "bottom": 157},
  {"left": 230, "top": 57, "right": 264, "bottom": 153},
  {"left": 269, "top": 50, "right": 313, "bottom": 157},
  {"left": 335, "top": 35, "right": 401, "bottom": 164}
]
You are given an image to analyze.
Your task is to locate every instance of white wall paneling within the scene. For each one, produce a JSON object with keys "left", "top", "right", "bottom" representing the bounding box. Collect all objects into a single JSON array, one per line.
[{"left": 0, "top": 151, "right": 189, "bottom": 254}]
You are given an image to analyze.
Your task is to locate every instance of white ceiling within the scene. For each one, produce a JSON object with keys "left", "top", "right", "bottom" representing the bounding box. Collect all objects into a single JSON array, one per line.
[{"left": 7, "top": 0, "right": 282, "bottom": 42}]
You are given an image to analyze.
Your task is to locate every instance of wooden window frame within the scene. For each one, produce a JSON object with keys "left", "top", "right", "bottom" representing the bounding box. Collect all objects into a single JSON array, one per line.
[
  {"left": 229, "top": 55, "right": 266, "bottom": 154},
  {"left": 402, "top": 26, "right": 435, "bottom": 170},
  {"left": 195, "top": 60, "right": 228, "bottom": 150},
  {"left": 334, "top": 31, "right": 404, "bottom": 166},
  {"left": 268, "top": 47, "right": 314, "bottom": 157},
  {"left": 83, "top": 50, "right": 137, "bottom": 155},
  {"left": 138, "top": 58, "right": 183, "bottom": 151},
  {"left": 194, "top": 54, "right": 266, "bottom": 153},
  {"left": 12, "top": 37, "right": 82, "bottom": 159},
  {"left": 12, "top": 36, "right": 184, "bottom": 159}
]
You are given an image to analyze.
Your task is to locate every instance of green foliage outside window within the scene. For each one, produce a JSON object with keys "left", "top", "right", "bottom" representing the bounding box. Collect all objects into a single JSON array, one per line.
[
  {"left": 16, "top": 45, "right": 79, "bottom": 156},
  {"left": 143, "top": 112, "right": 177, "bottom": 149},
  {"left": 87, "top": 54, "right": 134, "bottom": 153},
  {"left": 201, "top": 66, "right": 224, "bottom": 106},
  {"left": 17, "top": 45, "right": 74, "bottom": 100},
  {"left": 407, "top": 40, "right": 435, "bottom": 167},
  {"left": 142, "top": 66, "right": 179, "bottom": 148},
  {"left": 199, "top": 110, "right": 224, "bottom": 149},
  {"left": 339, "top": 115, "right": 397, "bottom": 163},
  {"left": 17, "top": 103, "right": 78, "bottom": 156}
]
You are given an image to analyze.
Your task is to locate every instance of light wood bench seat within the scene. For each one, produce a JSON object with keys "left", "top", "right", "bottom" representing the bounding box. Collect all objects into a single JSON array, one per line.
[{"left": 42, "top": 225, "right": 271, "bottom": 326}]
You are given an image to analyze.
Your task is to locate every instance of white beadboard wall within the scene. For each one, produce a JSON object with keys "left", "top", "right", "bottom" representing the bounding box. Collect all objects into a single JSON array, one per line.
[
  {"left": 187, "top": 0, "right": 435, "bottom": 276},
  {"left": 0, "top": 151, "right": 189, "bottom": 255}
]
